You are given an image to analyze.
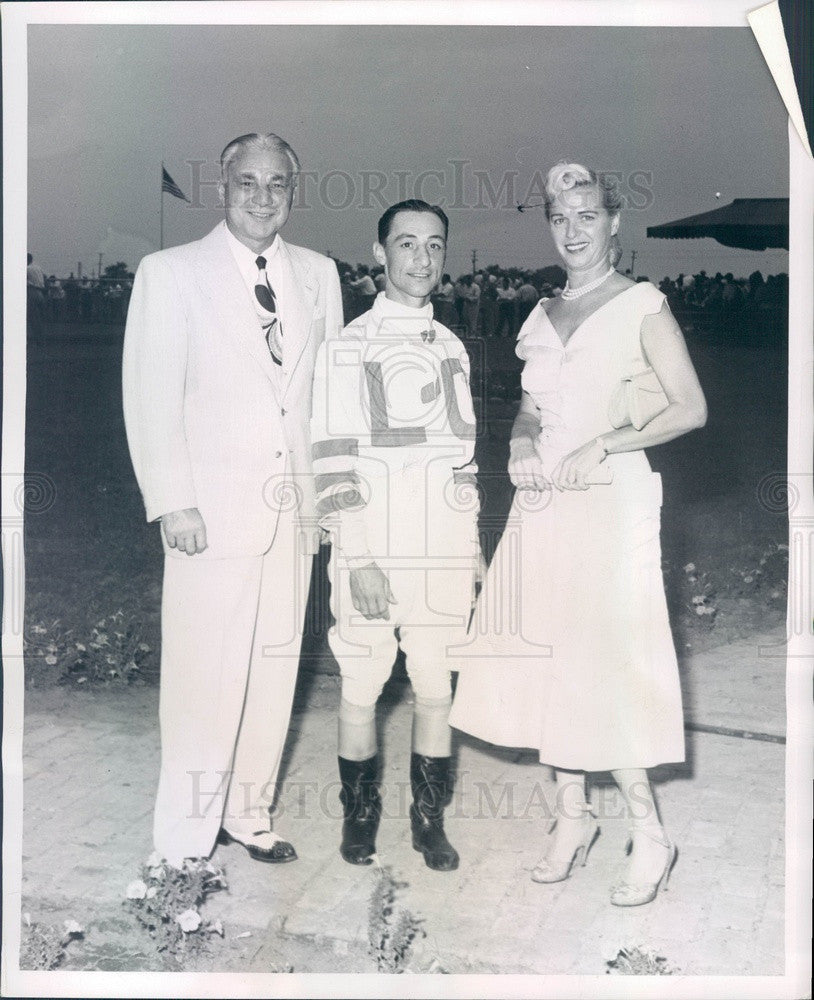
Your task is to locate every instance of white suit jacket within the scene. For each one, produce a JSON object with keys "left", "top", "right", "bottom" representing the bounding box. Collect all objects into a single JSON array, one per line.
[{"left": 122, "top": 222, "right": 343, "bottom": 558}]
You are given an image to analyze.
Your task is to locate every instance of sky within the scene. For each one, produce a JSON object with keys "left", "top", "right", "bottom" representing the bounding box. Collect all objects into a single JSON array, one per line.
[{"left": 27, "top": 22, "right": 789, "bottom": 281}]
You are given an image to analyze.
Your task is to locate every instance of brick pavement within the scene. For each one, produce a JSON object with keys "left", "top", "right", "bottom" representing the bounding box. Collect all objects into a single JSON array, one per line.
[{"left": 16, "top": 628, "right": 794, "bottom": 977}]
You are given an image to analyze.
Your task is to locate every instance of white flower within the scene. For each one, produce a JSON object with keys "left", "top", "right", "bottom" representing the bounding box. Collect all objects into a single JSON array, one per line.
[
  {"left": 63, "top": 919, "right": 83, "bottom": 935},
  {"left": 31, "top": 625, "right": 47, "bottom": 635},
  {"left": 209, "top": 919, "right": 224, "bottom": 937},
  {"left": 146, "top": 886, "right": 157, "bottom": 899},
  {"left": 138, "top": 643, "right": 151, "bottom": 652},
  {"left": 145, "top": 850, "right": 163, "bottom": 868},
  {"left": 76, "top": 676, "right": 87, "bottom": 683},
  {"left": 75, "top": 643, "right": 86, "bottom": 652},
  {"left": 96, "top": 632, "right": 109, "bottom": 645},
  {"left": 45, "top": 655, "right": 58, "bottom": 666},
  {"left": 691, "top": 595, "right": 705, "bottom": 605},
  {"left": 126, "top": 879, "right": 148, "bottom": 899},
  {"left": 683, "top": 563, "right": 696, "bottom": 574},
  {"left": 175, "top": 908, "right": 202, "bottom": 933}
]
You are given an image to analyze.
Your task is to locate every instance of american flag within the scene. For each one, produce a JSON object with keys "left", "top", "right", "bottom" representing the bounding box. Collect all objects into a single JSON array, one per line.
[{"left": 161, "top": 167, "right": 190, "bottom": 202}]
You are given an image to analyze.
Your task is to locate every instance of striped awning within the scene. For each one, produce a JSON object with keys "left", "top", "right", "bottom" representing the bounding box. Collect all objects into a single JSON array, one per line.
[{"left": 647, "top": 198, "right": 788, "bottom": 251}]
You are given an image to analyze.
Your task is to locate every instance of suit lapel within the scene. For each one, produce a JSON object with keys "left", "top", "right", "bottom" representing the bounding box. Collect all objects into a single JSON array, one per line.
[
  {"left": 192, "top": 223, "right": 284, "bottom": 393},
  {"left": 278, "top": 240, "right": 318, "bottom": 399}
]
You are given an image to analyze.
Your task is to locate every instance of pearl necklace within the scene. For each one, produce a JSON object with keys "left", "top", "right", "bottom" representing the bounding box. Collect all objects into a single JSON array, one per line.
[{"left": 561, "top": 266, "right": 616, "bottom": 301}]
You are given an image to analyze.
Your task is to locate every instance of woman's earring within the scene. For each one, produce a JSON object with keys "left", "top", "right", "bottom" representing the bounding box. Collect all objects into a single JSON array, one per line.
[{"left": 609, "top": 234, "right": 622, "bottom": 269}]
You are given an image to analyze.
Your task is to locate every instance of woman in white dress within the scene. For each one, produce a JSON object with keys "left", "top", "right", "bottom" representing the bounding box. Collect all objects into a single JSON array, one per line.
[{"left": 449, "top": 163, "right": 707, "bottom": 905}]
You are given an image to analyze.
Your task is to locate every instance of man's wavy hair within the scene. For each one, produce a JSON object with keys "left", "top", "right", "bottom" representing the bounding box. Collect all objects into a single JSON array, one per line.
[{"left": 220, "top": 133, "right": 300, "bottom": 179}]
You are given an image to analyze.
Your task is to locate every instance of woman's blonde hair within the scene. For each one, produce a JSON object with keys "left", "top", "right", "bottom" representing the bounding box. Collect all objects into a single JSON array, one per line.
[{"left": 543, "top": 162, "right": 622, "bottom": 219}]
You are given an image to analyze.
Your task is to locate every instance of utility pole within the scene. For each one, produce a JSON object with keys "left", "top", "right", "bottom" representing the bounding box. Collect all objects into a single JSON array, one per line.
[
  {"left": 471, "top": 249, "right": 477, "bottom": 276},
  {"left": 98, "top": 253, "right": 103, "bottom": 280},
  {"left": 629, "top": 249, "right": 637, "bottom": 276}
]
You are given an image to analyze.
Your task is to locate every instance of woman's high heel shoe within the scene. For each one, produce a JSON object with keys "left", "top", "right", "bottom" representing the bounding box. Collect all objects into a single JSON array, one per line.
[
  {"left": 610, "top": 825, "right": 677, "bottom": 907},
  {"left": 531, "top": 807, "right": 599, "bottom": 884}
]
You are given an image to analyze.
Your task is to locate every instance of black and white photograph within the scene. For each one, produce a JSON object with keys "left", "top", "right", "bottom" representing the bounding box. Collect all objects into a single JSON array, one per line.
[{"left": 2, "top": 1, "right": 812, "bottom": 996}]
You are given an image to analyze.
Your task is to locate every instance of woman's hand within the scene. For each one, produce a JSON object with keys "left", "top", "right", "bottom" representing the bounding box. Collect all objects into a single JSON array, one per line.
[
  {"left": 508, "top": 437, "right": 550, "bottom": 491},
  {"left": 551, "top": 438, "right": 606, "bottom": 491}
]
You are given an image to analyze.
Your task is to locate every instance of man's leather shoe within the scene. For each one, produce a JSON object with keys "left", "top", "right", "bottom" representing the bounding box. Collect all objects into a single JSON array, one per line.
[{"left": 217, "top": 828, "right": 297, "bottom": 863}]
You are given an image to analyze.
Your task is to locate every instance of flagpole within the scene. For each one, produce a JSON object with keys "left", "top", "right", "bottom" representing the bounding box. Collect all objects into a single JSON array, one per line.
[{"left": 160, "top": 161, "right": 164, "bottom": 250}]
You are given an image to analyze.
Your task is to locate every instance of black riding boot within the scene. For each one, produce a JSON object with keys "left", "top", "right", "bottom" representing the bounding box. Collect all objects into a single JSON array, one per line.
[
  {"left": 409, "top": 753, "right": 460, "bottom": 871},
  {"left": 338, "top": 755, "right": 381, "bottom": 866}
]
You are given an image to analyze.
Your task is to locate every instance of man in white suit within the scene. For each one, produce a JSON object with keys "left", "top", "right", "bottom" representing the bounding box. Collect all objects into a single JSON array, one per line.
[{"left": 123, "top": 133, "right": 342, "bottom": 867}]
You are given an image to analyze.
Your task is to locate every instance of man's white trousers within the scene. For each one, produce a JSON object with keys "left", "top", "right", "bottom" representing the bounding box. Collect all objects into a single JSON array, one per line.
[{"left": 153, "top": 503, "right": 311, "bottom": 866}]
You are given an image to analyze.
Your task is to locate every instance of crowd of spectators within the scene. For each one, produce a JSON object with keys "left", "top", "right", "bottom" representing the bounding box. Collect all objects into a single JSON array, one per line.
[
  {"left": 26, "top": 253, "right": 47, "bottom": 337},
  {"left": 657, "top": 270, "right": 788, "bottom": 315},
  {"left": 31, "top": 256, "right": 788, "bottom": 339},
  {"left": 338, "top": 260, "right": 789, "bottom": 339},
  {"left": 338, "top": 262, "right": 562, "bottom": 338},
  {"left": 41, "top": 274, "right": 134, "bottom": 325},
  {"left": 26, "top": 253, "right": 135, "bottom": 333}
]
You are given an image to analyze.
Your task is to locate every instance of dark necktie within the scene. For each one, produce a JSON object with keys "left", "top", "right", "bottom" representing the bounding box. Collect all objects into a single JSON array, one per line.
[{"left": 255, "top": 255, "right": 283, "bottom": 366}]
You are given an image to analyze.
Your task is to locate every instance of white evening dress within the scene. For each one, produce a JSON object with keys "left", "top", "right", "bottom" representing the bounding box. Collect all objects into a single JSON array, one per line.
[{"left": 449, "top": 282, "right": 685, "bottom": 771}]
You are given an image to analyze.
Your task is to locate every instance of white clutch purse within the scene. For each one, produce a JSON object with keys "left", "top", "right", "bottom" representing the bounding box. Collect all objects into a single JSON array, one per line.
[
  {"left": 608, "top": 367, "right": 669, "bottom": 430},
  {"left": 531, "top": 436, "right": 614, "bottom": 486}
]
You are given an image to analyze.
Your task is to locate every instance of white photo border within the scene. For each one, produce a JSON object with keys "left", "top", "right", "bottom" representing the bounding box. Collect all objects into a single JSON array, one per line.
[{"left": 2, "top": 2, "right": 811, "bottom": 998}]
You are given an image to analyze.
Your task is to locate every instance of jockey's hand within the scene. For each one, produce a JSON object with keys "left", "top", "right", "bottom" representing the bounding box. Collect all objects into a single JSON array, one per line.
[{"left": 349, "top": 562, "right": 397, "bottom": 620}]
